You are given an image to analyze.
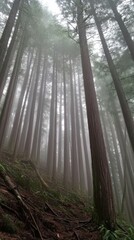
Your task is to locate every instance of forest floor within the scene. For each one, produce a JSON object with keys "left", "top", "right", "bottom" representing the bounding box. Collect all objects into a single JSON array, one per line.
[{"left": 0, "top": 152, "right": 101, "bottom": 240}]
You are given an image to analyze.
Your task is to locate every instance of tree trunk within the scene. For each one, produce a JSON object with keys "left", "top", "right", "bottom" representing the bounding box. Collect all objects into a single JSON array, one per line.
[
  {"left": 90, "top": 1, "right": 134, "bottom": 153},
  {"left": 70, "top": 57, "right": 80, "bottom": 190},
  {"left": 0, "top": 29, "right": 26, "bottom": 149},
  {"left": 74, "top": 67, "right": 86, "bottom": 192},
  {"left": 46, "top": 49, "right": 57, "bottom": 178},
  {"left": 0, "top": 0, "right": 22, "bottom": 68},
  {"left": 77, "top": 69, "right": 92, "bottom": 195},
  {"left": 24, "top": 48, "right": 42, "bottom": 159},
  {"left": 107, "top": 0, "right": 134, "bottom": 61},
  {"left": 31, "top": 53, "right": 48, "bottom": 163},
  {"left": 77, "top": 0, "right": 115, "bottom": 228},
  {"left": 8, "top": 48, "right": 34, "bottom": 152},
  {"left": 100, "top": 109, "right": 121, "bottom": 212},
  {"left": 0, "top": 9, "right": 21, "bottom": 96},
  {"left": 57, "top": 80, "right": 63, "bottom": 179},
  {"left": 63, "top": 54, "right": 71, "bottom": 187}
]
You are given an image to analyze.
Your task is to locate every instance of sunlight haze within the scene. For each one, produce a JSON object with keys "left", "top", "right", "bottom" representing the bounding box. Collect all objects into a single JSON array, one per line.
[{"left": 39, "top": 0, "right": 61, "bottom": 15}]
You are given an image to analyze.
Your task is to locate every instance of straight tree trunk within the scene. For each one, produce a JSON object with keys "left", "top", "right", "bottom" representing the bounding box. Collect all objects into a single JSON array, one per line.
[
  {"left": 8, "top": 48, "right": 34, "bottom": 152},
  {"left": 57, "top": 80, "right": 63, "bottom": 178},
  {"left": 36, "top": 59, "right": 48, "bottom": 162},
  {"left": 74, "top": 68, "right": 86, "bottom": 191},
  {"left": 0, "top": 29, "right": 26, "bottom": 149},
  {"left": 12, "top": 61, "right": 35, "bottom": 159},
  {"left": 0, "top": 9, "right": 21, "bottom": 96},
  {"left": 69, "top": 57, "right": 80, "bottom": 190},
  {"left": 0, "top": 0, "right": 22, "bottom": 67},
  {"left": 24, "top": 48, "right": 42, "bottom": 159},
  {"left": 77, "top": 0, "right": 115, "bottom": 228},
  {"left": 46, "top": 49, "right": 57, "bottom": 178},
  {"left": 52, "top": 60, "right": 58, "bottom": 180},
  {"left": 107, "top": 0, "right": 134, "bottom": 61},
  {"left": 77, "top": 70, "right": 92, "bottom": 195},
  {"left": 90, "top": 1, "right": 134, "bottom": 153},
  {"left": 63, "top": 54, "right": 71, "bottom": 187},
  {"left": 108, "top": 111, "right": 134, "bottom": 223},
  {"left": 31, "top": 54, "right": 47, "bottom": 163},
  {"left": 16, "top": 53, "right": 38, "bottom": 154},
  {"left": 100, "top": 109, "right": 121, "bottom": 212}
]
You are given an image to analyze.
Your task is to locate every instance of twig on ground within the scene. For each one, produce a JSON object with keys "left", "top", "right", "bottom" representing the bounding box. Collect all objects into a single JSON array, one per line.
[
  {"left": 74, "top": 230, "right": 79, "bottom": 240},
  {"left": 0, "top": 167, "right": 44, "bottom": 240},
  {"left": 0, "top": 202, "right": 20, "bottom": 219},
  {"left": 45, "top": 202, "right": 59, "bottom": 216}
]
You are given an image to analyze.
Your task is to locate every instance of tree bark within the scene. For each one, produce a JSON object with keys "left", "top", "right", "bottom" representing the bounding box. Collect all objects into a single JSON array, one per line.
[
  {"left": 77, "top": 0, "right": 115, "bottom": 228},
  {"left": 0, "top": 0, "right": 22, "bottom": 68},
  {"left": 63, "top": 54, "right": 71, "bottom": 187},
  {"left": 0, "top": 29, "right": 26, "bottom": 149},
  {"left": 90, "top": 1, "right": 134, "bottom": 153},
  {"left": 0, "top": 9, "right": 21, "bottom": 96},
  {"left": 69, "top": 57, "right": 80, "bottom": 190},
  {"left": 24, "top": 48, "right": 42, "bottom": 159},
  {"left": 46, "top": 49, "right": 57, "bottom": 178},
  {"left": 107, "top": 0, "right": 134, "bottom": 61},
  {"left": 8, "top": 48, "right": 34, "bottom": 152}
]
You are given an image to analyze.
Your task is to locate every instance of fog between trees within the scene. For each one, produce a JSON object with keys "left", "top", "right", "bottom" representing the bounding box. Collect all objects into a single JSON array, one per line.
[{"left": 0, "top": 0, "right": 134, "bottom": 229}]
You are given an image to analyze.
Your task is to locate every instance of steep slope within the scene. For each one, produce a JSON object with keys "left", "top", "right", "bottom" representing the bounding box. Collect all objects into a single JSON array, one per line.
[{"left": 0, "top": 152, "right": 100, "bottom": 240}]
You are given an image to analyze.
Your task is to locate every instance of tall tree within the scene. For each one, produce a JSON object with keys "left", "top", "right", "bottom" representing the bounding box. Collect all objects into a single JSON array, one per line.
[
  {"left": 107, "top": 0, "right": 134, "bottom": 61},
  {"left": 90, "top": 0, "right": 134, "bottom": 153},
  {"left": 46, "top": 48, "right": 57, "bottom": 178},
  {"left": 63, "top": 53, "right": 71, "bottom": 187},
  {"left": 57, "top": 0, "right": 115, "bottom": 228},
  {"left": 0, "top": 0, "right": 23, "bottom": 68},
  {"left": 0, "top": 27, "right": 27, "bottom": 149},
  {"left": 24, "top": 47, "right": 42, "bottom": 159}
]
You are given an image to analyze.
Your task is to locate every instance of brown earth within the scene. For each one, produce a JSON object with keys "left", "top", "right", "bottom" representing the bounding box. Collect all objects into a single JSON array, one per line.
[{"left": 0, "top": 152, "right": 101, "bottom": 240}]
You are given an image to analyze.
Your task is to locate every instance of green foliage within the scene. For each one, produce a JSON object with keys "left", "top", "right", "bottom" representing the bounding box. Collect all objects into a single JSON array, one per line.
[
  {"left": 0, "top": 164, "right": 6, "bottom": 174},
  {"left": 2, "top": 161, "right": 42, "bottom": 193},
  {"left": 99, "top": 223, "right": 134, "bottom": 240}
]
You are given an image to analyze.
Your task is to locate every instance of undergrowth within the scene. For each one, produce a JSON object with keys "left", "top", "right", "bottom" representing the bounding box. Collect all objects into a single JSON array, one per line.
[
  {"left": 100, "top": 222, "right": 134, "bottom": 240},
  {"left": 1, "top": 159, "right": 134, "bottom": 240}
]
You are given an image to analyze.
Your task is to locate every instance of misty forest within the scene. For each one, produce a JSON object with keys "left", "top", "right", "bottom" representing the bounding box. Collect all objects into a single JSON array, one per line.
[{"left": 0, "top": 0, "right": 134, "bottom": 239}]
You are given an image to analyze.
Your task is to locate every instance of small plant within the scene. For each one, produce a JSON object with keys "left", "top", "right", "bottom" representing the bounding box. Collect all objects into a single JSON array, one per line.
[
  {"left": 99, "top": 223, "right": 134, "bottom": 240},
  {"left": 99, "top": 225, "right": 118, "bottom": 240},
  {"left": 0, "top": 164, "right": 6, "bottom": 174}
]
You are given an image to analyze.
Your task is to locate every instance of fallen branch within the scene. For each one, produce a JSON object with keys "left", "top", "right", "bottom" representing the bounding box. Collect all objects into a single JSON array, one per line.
[
  {"left": 45, "top": 202, "right": 59, "bottom": 216},
  {"left": 74, "top": 230, "right": 79, "bottom": 240},
  {"left": 0, "top": 164, "right": 44, "bottom": 240},
  {"left": 78, "top": 218, "right": 92, "bottom": 224},
  {"left": 0, "top": 202, "right": 20, "bottom": 219}
]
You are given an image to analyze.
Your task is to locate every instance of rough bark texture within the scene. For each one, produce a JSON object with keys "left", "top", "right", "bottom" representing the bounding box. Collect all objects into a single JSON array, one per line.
[
  {"left": 77, "top": 0, "right": 115, "bottom": 228},
  {"left": 0, "top": 30, "right": 26, "bottom": 149},
  {"left": 90, "top": 1, "right": 134, "bottom": 153},
  {"left": 108, "top": 0, "right": 134, "bottom": 61},
  {"left": 0, "top": 0, "right": 22, "bottom": 68}
]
